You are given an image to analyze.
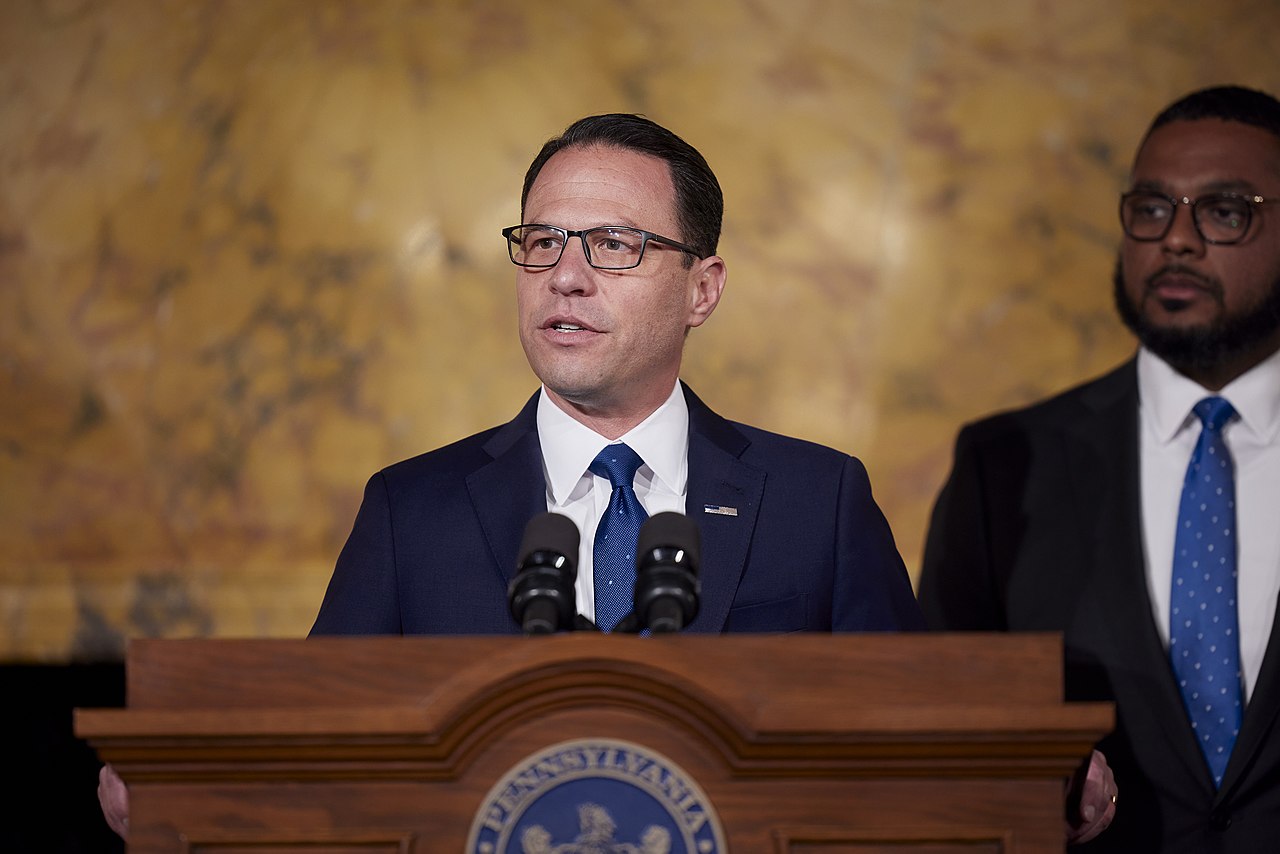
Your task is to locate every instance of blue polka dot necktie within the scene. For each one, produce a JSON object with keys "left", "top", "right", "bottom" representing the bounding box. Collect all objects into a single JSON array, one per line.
[
  {"left": 590, "top": 443, "right": 648, "bottom": 633},
  {"left": 1170, "top": 396, "right": 1242, "bottom": 788}
]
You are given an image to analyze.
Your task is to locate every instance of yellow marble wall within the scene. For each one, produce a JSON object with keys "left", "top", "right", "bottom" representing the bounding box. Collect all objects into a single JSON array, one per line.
[{"left": 3, "top": 0, "right": 1279, "bottom": 661}]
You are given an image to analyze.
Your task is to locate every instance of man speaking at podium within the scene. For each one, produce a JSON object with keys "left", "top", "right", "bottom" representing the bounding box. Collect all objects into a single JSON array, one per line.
[
  {"left": 100, "top": 114, "right": 1119, "bottom": 845},
  {"left": 309, "top": 112, "right": 923, "bottom": 637}
]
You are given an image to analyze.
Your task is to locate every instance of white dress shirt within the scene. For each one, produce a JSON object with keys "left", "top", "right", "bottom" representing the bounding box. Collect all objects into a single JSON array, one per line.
[
  {"left": 536, "top": 382, "right": 690, "bottom": 624},
  {"left": 1139, "top": 346, "right": 1280, "bottom": 703}
]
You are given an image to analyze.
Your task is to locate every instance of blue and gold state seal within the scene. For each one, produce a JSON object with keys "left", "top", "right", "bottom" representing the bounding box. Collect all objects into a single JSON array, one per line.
[{"left": 466, "top": 738, "right": 726, "bottom": 853}]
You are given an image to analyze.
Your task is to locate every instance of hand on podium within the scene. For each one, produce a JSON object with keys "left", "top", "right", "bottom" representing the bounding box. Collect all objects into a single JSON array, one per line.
[
  {"left": 1066, "top": 749, "right": 1116, "bottom": 845},
  {"left": 98, "top": 763, "right": 129, "bottom": 839}
]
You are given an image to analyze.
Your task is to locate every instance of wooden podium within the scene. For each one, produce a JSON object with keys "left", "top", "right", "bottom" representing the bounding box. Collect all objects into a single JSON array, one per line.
[{"left": 76, "top": 634, "right": 1111, "bottom": 853}]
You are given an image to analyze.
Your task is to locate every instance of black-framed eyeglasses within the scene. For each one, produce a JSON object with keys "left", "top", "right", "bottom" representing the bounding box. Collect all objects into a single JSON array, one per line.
[
  {"left": 1119, "top": 191, "right": 1276, "bottom": 245},
  {"left": 501, "top": 224, "right": 702, "bottom": 270}
]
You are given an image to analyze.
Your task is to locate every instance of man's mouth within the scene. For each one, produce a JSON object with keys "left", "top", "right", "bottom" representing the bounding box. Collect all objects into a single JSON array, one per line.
[
  {"left": 543, "top": 316, "right": 599, "bottom": 334},
  {"left": 1145, "top": 267, "right": 1223, "bottom": 309}
]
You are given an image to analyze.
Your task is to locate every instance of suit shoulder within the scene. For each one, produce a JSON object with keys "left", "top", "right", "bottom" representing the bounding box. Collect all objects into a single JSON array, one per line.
[
  {"left": 684, "top": 383, "right": 860, "bottom": 467},
  {"left": 958, "top": 361, "right": 1135, "bottom": 444},
  {"left": 731, "top": 420, "right": 861, "bottom": 468},
  {"left": 372, "top": 392, "right": 540, "bottom": 489},
  {"left": 376, "top": 422, "right": 508, "bottom": 488}
]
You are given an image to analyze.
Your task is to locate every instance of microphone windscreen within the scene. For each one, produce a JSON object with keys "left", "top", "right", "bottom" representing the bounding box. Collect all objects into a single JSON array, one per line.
[
  {"left": 518, "top": 512, "right": 580, "bottom": 569},
  {"left": 637, "top": 511, "right": 700, "bottom": 569}
]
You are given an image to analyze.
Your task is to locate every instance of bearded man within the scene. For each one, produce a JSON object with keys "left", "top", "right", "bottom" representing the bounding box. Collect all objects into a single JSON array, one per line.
[{"left": 920, "top": 85, "right": 1280, "bottom": 853}]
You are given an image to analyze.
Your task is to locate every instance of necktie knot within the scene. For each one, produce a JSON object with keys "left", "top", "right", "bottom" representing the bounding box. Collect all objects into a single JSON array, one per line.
[
  {"left": 590, "top": 443, "right": 646, "bottom": 489},
  {"left": 1193, "top": 396, "right": 1236, "bottom": 433}
]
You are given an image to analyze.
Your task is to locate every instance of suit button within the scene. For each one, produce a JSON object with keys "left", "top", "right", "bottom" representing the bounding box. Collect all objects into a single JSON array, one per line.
[{"left": 1210, "top": 811, "right": 1232, "bottom": 831}]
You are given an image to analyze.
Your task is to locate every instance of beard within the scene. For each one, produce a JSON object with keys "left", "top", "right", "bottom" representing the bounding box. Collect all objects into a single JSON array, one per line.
[{"left": 1112, "top": 256, "right": 1280, "bottom": 377}]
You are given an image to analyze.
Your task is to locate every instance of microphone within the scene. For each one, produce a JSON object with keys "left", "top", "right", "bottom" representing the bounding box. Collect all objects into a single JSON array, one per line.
[
  {"left": 631, "top": 512, "right": 701, "bottom": 633},
  {"left": 508, "top": 512, "right": 580, "bottom": 635}
]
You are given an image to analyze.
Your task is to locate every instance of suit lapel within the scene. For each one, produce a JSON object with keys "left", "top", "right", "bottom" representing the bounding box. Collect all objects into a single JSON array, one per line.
[
  {"left": 466, "top": 392, "right": 548, "bottom": 587},
  {"left": 1219, "top": 589, "right": 1280, "bottom": 799},
  {"left": 682, "top": 385, "right": 765, "bottom": 632},
  {"left": 1066, "top": 363, "right": 1216, "bottom": 789}
]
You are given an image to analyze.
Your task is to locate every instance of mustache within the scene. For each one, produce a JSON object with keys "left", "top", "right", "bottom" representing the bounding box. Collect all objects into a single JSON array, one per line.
[{"left": 1144, "top": 264, "right": 1223, "bottom": 299}]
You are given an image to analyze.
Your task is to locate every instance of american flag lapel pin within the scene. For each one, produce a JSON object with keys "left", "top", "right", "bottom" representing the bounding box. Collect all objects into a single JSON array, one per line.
[{"left": 703, "top": 504, "right": 738, "bottom": 517}]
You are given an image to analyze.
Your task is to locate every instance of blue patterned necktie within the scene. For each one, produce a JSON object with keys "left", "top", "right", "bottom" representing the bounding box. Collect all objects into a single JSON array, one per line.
[
  {"left": 590, "top": 443, "right": 648, "bottom": 632},
  {"left": 1170, "top": 396, "right": 1242, "bottom": 788}
]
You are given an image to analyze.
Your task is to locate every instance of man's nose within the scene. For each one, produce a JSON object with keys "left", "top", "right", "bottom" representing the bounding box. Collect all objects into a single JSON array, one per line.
[
  {"left": 1162, "top": 201, "right": 1207, "bottom": 256},
  {"left": 547, "top": 235, "right": 598, "bottom": 295}
]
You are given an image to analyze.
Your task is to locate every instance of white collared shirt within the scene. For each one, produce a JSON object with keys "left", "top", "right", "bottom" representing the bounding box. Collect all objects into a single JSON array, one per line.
[
  {"left": 536, "top": 382, "right": 690, "bottom": 624},
  {"left": 1139, "top": 346, "right": 1280, "bottom": 702}
]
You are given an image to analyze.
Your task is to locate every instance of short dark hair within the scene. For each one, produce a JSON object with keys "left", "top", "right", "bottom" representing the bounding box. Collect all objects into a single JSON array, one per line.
[
  {"left": 520, "top": 114, "right": 723, "bottom": 262},
  {"left": 1145, "top": 85, "right": 1280, "bottom": 141}
]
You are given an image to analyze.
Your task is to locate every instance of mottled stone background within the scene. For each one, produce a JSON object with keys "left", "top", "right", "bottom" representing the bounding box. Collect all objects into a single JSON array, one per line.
[{"left": 3, "top": 0, "right": 1279, "bottom": 661}]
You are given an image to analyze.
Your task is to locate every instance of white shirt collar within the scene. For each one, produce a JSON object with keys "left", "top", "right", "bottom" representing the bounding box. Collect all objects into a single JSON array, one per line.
[
  {"left": 1137, "top": 346, "right": 1280, "bottom": 445},
  {"left": 536, "top": 381, "right": 690, "bottom": 507}
]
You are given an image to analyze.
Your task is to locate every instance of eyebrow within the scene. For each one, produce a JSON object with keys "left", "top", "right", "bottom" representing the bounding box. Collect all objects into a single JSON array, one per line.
[
  {"left": 524, "top": 218, "right": 646, "bottom": 231},
  {"left": 1129, "top": 178, "right": 1260, "bottom": 195}
]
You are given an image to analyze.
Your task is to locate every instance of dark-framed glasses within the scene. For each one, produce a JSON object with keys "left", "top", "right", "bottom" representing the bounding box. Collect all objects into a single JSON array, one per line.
[
  {"left": 501, "top": 224, "right": 702, "bottom": 270},
  {"left": 1119, "top": 191, "right": 1276, "bottom": 245}
]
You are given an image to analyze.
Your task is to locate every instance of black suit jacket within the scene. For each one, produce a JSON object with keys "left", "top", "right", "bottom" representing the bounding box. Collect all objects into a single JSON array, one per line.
[
  {"left": 919, "top": 360, "right": 1280, "bottom": 853},
  {"left": 313, "top": 384, "right": 924, "bottom": 635}
]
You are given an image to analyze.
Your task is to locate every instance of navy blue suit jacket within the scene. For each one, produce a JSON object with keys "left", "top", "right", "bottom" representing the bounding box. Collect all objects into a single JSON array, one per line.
[{"left": 312, "top": 385, "right": 923, "bottom": 634}]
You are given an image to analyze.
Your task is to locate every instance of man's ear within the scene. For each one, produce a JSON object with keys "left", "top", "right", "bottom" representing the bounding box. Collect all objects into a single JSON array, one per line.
[{"left": 687, "top": 255, "right": 726, "bottom": 328}]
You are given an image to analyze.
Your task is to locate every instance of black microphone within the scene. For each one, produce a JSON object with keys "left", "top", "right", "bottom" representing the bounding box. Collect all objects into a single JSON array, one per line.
[
  {"left": 632, "top": 512, "right": 701, "bottom": 634},
  {"left": 508, "top": 512, "right": 580, "bottom": 635}
]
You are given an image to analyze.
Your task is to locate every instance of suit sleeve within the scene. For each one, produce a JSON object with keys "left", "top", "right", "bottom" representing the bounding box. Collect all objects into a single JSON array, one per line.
[
  {"left": 833, "top": 455, "right": 927, "bottom": 631},
  {"left": 310, "top": 472, "right": 403, "bottom": 635},
  {"left": 917, "top": 426, "right": 1007, "bottom": 631}
]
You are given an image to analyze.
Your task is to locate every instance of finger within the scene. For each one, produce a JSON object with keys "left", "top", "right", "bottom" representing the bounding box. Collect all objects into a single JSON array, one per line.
[
  {"left": 1067, "top": 751, "right": 1118, "bottom": 844},
  {"left": 97, "top": 765, "right": 130, "bottom": 839}
]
